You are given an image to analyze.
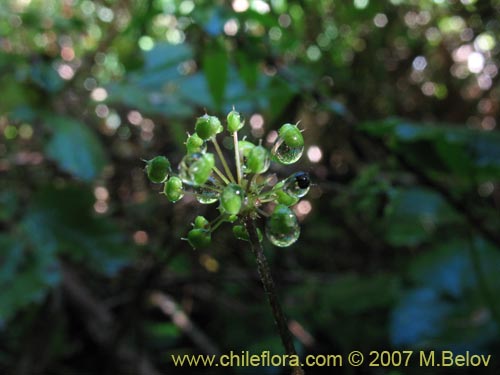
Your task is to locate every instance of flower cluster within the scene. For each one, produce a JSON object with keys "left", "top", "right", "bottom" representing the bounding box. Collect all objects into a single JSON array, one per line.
[{"left": 145, "top": 110, "right": 310, "bottom": 248}]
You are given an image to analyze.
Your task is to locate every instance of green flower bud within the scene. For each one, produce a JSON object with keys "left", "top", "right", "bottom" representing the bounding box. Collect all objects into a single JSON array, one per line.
[
  {"left": 194, "top": 215, "right": 210, "bottom": 229},
  {"left": 232, "top": 225, "right": 263, "bottom": 242},
  {"left": 187, "top": 228, "right": 211, "bottom": 249},
  {"left": 227, "top": 110, "right": 243, "bottom": 133},
  {"left": 186, "top": 133, "right": 206, "bottom": 154},
  {"left": 247, "top": 145, "right": 270, "bottom": 174},
  {"left": 164, "top": 176, "right": 184, "bottom": 202},
  {"left": 146, "top": 156, "right": 171, "bottom": 183},
  {"left": 220, "top": 183, "right": 244, "bottom": 215},
  {"left": 195, "top": 114, "right": 223, "bottom": 140}
]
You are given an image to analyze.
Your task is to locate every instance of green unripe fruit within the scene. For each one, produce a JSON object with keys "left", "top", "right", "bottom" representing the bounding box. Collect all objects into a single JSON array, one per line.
[
  {"left": 265, "top": 204, "right": 300, "bottom": 247},
  {"left": 194, "top": 215, "right": 210, "bottom": 229},
  {"left": 247, "top": 145, "right": 270, "bottom": 174},
  {"left": 179, "top": 153, "right": 215, "bottom": 186},
  {"left": 164, "top": 176, "right": 184, "bottom": 202},
  {"left": 227, "top": 110, "right": 243, "bottom": 133},
  {"left": 146, "top": 156, "right": 171, "bottom": 183},
  {"left": 272, "top": 123, "right": 304, "bottom": 164},
  {"left": 276, "top": 189, "right": 298, "bottom": 206},
  {"left": 187, "top": 228, "right": 211, "bottom": 249},
  {"left": 193, "top": 153, "right": 215, "bottom": 185},
  {"left": 238, "top": 140, "right": 256, "bottom": 158},
  {"left": 195, "top": 114, "right": 223, "bottom": 140},
  {"left": 220, "top": 183, "right": 244, "bottom": 215},
  {"left": 232, "top": 225, "right": 263, "bottom": 242},
  {"left": 279, "top": 123, "right": 303, "bottom": 148},
  {"left": 186, "top": 133, "right": 205, "bottom": 154}
]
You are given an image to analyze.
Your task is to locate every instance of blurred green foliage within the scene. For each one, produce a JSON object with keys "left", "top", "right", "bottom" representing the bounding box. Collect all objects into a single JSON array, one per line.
[{"left": 0, "top": 0, "right": 499, "bottom": 374}]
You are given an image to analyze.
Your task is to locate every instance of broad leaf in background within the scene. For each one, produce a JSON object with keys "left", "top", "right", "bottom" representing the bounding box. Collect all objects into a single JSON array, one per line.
[
  {"left": 236, "top": 51, "right": 258, "bottom": 89},
  {"left": 22, "top": 185, "right": 134, "bottom": 276},
  {"left": 107, "top": 41, "right": 301, "bottom": 123},
  {"left": 203, "top": 43, "right": 228, "bottom": 110},
  {"left": 383, "top": 187, "right": 457, "bottom": 247},
  {"left": 143, "top": 43, "right": 193, "bottom": 71},
  {"left": 30, "top": 61, "right": 64, "bottom": 93},
  {"left": 390, "top": 239, "right": 500, "bottom": 352},
  {"left": 361, "top": 119, "right": 500, "bottom": 184},
  {"left": 107, "top": 42, "right": 197, "bottom": 119},
  {"left": 287, "top": 273, "right": 400, "bottom": 356},
  {"left": 0, "top": 234, "right": 59, "bottom": 327},
  {"left": 44, "top": 116, "right": 107, "bottom": 181}
]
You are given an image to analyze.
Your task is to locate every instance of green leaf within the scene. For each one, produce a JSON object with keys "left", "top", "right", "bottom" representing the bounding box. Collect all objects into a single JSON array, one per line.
[
  {"left": 0, "top": 190, "right": 18, "bottom": 221},
  {"left": 322, "top": 273, "right": 401, "bottom": 314},
  {"left": 176, "top": 73, "right": 214, "bottom": 109},
  {"left": 203, "top": 45, "right": 228, "bottom": 110},
  {"left": 144, "top": 42, "right": 193, "bottom": 71},
  {"left": 30, "top": 61, "right": 64, "bottom": 93},
  {"left": 22, "top": 185, "right": 134, "bottom": 276},
  {"left": 107, "top": 82, "right": 194, "bottom": 119},
  {"left": 236, "top": 51, "right": 258, "bottom": 89},
  {"left": 391, "top": 239, "right": 500, "bottom": 351},
  {"left": 361, "top": 119, "right": 500, "bottom": 183},
  {"left": 0, "top": 234, "right": 59, "bottom": 326},
  {"left": 383, "top": 187, "right": 456, "bottom": 247},
  {"left": 44, "top": 116, "right": 107, "bottom": 181}
]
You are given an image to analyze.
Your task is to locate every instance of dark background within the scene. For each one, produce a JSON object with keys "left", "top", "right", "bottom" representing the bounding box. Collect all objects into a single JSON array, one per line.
[{"left": 1, "top": 0, "right": 500, "bottom": 374}]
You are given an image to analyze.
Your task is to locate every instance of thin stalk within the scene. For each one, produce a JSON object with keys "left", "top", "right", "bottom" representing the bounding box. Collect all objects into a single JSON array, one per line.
[
  {"left": 256, "top": 207, "right": 270, "bottom": 217},
  {"left": 245, "top": 174, "right": 256, "bottom": 196},
  {"left": 233, "top": 131, "right": 242, "bottom": 184},
  {"left": 198, "top": 184, "right": 223, "bottom": 193},
  {"left": 210, "top": 214, "right": 227, "bottom": 231},
  {"left": 243, "top": 217, "right": 304, "bottom": 375},
  {"left": 258, "top": 197, "right": 277, "bottom": 204},
  {"left": 212, "top": 137, "right": 236, "bottom": 184},
  {"left": 212, "top": 166, "right": 230, "bottom": 185}
]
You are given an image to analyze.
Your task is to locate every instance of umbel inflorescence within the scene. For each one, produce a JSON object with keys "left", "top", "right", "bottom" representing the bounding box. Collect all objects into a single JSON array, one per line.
[{"left": 145, "top": 110, "right": 310, "bottom": 249}]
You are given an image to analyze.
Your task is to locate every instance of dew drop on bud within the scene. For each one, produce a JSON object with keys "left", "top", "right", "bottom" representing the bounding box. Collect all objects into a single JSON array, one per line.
[
  {"left": 178, "top": 152, "right": 214, "bottom": 186},
  {"left": 195, "top": 177, "right": 219, "bottom": 204},
  {"left": 283, "top": 172, "right": 310, "bottom": 199},
  {"left": 271, "top": 124, "right": 304, "bottom": 164},
  {"left": 179, "top": 153, "right": 201, "bottom": 185},
  {"left": 265, "top": 204, "right": 300, "bottom": 247}
]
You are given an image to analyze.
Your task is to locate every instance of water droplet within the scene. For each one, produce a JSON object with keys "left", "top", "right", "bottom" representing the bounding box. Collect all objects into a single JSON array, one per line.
[
  {"left": 271, "top": 136, "right": 304, "bottom": 164},
  {"left": 195, "top": 177, "right": 219, "bottom": 204},
  {"left": 179, "top": 153, "right": 201, "bottom": 185},
  {"left": 178, "top": 152, "right": 214, "bottom": 186},
  {"left": 265, "top": 205, "right": 300, "bottom": 247},
  {"left": 283, "top": 172, "right": 310, "bottom": 198}
]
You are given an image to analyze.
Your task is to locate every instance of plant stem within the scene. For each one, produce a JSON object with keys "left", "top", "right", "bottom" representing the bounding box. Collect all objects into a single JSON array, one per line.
[
  {"left": 243, "top": 217, "right": 304, "bottom": 375},
  {"left": 210, "top": 214, "right": 227, "bottom": 231},
  {"left": 212, "top": 166, "right": 230, "bottom": 185},
  {"left": 233, "top": 131, "right": 242, "bottom": 184},
  {"left": 212, "top": 137, "right": 236, "bottom": 184}
]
